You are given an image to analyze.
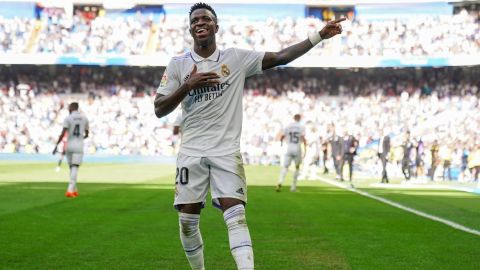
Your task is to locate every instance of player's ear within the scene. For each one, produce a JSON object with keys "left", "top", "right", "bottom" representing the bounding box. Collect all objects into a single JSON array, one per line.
[{"left": 215, "top": 24, "right": 219, "bottom": 33}]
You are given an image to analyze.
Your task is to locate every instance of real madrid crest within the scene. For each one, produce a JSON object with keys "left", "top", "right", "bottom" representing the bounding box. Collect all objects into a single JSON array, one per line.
[{"left": 221, "top": 64, "right": 230, "bottom": 77}]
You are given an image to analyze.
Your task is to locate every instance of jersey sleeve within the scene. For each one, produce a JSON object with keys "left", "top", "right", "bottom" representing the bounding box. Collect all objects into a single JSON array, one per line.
[
  {"left": 234, "top": 48, "right": 265, "bottom": 78},
  {"left": 173, "top": 113, "right": 182, "bottom": 126},
  {"left": 157, "top": 59, "right": 181, "bottom": 95},
  {"left": 63, "top": 117, "right": 69, "bottom": 129}
]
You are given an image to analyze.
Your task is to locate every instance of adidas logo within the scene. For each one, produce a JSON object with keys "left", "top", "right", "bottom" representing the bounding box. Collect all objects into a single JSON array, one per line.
[{"left": 236, "top": 188, "right": 244, "bottom": 195}]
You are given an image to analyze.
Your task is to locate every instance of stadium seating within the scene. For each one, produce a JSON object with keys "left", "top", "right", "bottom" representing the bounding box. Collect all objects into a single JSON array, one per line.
[{"left": 0, "top": 9, "right": 478, "bottom": 57}]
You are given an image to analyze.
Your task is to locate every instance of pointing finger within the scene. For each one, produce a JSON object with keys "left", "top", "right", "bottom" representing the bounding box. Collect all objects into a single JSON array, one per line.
[{"left": 332, "top": 17, "right": 347, "bottom": 24}]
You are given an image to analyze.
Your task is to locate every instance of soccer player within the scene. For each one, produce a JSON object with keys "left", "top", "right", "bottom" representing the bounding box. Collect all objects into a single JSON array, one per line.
[
  {"left": 276, "top": 114, "right": 306, "bottom": 192},
  {"left": 53, "top": 102, "right": 89, "bottom": 198},
  {"left": 154, "top": 3, "right": 344, "bottom": 269}
]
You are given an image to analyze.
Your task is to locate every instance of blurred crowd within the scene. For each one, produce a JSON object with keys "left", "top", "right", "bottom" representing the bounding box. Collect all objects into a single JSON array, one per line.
[
  {"left": 0, "top": 65, "right": 479, "bottom": 182},
  {"left": 0, "top": 17, "right": 35, "bottom": 53},
  {"left": 241, "top": 90, "right": 480, "bottom": 182},
  {"left": 0, "top": 88, "right": 170, "bottom": 156},
  {"left": 36, "top": 12, "right": 152, "bottom": 55},
  {"left": 247, "top": 66, "right": 480, "bottom": 97},
  {"left": 2, "top": 65, "right": 479, "bottom": 97},
  {"left": 0, "top": 8, "right": 479, "bottom": 57},
  {"left": 0, "top": 65, "right": 160, "bottom": 95}
]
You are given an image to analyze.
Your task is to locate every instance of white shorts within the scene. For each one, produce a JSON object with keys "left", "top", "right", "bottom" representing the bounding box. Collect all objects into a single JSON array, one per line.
[
  {"left": 174, "top": 152, "right": 247, "bottom": 209},
  {"left": 66, "top": 152, "right": 83, "bottom": 166},
  {"left": 283, "top": 152, "right": 302, "bottom": 168}
]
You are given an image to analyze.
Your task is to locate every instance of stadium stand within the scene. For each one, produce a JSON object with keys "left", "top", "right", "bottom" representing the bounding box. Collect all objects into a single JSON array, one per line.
[{"left": 0, "top": 8, "right": 478, "bottom": 57}]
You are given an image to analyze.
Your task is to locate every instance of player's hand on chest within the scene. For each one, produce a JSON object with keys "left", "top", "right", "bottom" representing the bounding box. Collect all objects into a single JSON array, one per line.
[{"left": 184, "top": 64, "right": 220, "bottom": 90}]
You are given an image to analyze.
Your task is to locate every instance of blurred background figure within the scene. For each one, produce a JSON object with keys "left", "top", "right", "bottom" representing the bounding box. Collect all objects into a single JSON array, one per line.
[
  {"left": 321, "top": 136, "right": 329, "bottom": 174},
  {"left": 378, "top": 129, "right": 391, "bottom": 183},
  {"left": 469, "top": 142, "right": 480, "bottom": 183},
  {"left": 440, "top": 143, "right": 453, "bottom": 181},
  {"left": 429, "top": 140, "right": 440, "bottom": 181},
  {"left": 401, "top": 131, "right": 414, "bottom": 182},
  {"left": 415, "top": 138, "right": 425, "bottom": 180},
  {"left": 459, "top": 146, "right": 470, "bottom": 182},
  {"left": 277, "top": 114, "right": 306, "bottom": 192},
  {"left": 341, "top": 131, "right": 358, "bottom": 183},
  {"left": 330, "top": 127, "right": 344, "bottom": 181}
]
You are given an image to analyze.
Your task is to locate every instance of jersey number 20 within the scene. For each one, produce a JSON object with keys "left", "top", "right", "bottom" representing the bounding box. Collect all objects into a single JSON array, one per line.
[{"left": 175, "top": 167, "right": 189, "bottom": 185}]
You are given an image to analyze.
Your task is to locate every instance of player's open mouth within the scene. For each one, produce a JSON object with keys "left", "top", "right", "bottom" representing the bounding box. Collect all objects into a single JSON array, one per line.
[{"left": 196, "top": 28, "right": 208, "bottom": 37}]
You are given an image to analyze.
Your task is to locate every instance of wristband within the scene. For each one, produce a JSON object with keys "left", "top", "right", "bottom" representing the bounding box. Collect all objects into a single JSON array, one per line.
[{"left": 308, "top": 32, "right": 322, "bottom": 46}]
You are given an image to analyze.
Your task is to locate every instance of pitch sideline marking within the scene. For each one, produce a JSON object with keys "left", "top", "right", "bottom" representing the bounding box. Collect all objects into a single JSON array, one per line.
[
  {"left": 369, "top": 183, "right": 480, "bottom": 195},
  {"left": 318, "top": 177, "right": 480, "bottom": 237}
]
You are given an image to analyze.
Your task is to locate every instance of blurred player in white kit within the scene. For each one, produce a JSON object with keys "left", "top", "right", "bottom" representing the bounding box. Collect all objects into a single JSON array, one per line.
[
  {"left": 53, "top": 102, "right": 89, "bottom": 198},
  {"left": 276, "top": 114, "right": 306, "bottom": 192}
]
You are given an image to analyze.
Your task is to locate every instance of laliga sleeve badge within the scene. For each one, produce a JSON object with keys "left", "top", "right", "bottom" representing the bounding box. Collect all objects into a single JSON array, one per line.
[
  {"left": 160, "top": 73, "right": 168, "bottom": 87},
  {"left": 221, "top": 64, "right": 230, "bottom": 77}
]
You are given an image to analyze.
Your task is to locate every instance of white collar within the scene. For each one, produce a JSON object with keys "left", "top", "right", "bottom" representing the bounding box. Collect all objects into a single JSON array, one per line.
[{"left": 190, "top": 47, "right": 220, "bottom": 63}]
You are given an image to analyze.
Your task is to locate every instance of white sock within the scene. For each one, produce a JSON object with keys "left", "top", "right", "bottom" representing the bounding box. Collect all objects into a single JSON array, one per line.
[
  {"left": 223, "top": 204, "right": 254, "bottom": 270},
  {"left": 68, "top": 166, "right": 78, "bottom": 192},
  {"left": 291, "top": 170, "right": 300, "bottom": 190},
  {"left": 179, "top": 213, "right": 204, "bottom": 270},
  {"left": 278, "top": 167, "right": 288, "bottom": 185}
]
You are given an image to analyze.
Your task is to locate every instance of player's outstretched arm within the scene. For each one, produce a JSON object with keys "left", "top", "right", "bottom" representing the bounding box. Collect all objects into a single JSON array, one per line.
[
  {"left": 262, "top": 18, "right": 345, "bottom": 70},
  {"left": 154, "top": 65, "right": 220, "bottom": 118}
]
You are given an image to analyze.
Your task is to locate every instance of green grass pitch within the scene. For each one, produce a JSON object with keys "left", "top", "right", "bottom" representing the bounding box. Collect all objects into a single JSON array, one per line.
[{"left": 1, "top": 162, "right": 479, "bottom": 270}]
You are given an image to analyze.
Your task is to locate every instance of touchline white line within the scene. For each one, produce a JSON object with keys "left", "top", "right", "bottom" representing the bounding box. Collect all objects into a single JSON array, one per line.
[{"left": 318, "top": 177, "right": 480, "bottom": 237}]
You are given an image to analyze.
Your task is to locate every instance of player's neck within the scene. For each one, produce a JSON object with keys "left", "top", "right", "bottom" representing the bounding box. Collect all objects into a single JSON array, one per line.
[{"left": 193, "top": 43, "right": 217, "bottom": 59}]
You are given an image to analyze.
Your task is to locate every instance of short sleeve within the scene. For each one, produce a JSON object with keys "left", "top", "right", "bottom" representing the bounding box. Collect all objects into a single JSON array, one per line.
[
  {"left": 157, "top": 59, "right": 181, "bottom": 95},
  {"left": 173, "top": 113, "right": 182, "bottom": 126},
  {"left": 233, "top": 48, "right": 265, "bottom": 78},
  {"left": 63, "top": 117, "right": 69, "bottom": 129}
]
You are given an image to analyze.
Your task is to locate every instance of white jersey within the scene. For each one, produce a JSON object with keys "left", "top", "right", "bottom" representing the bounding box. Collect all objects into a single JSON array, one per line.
[
  {"left": 283, "top": 122, "right": 305, "bottom": 155},
  {"left": 173, "top": 112, "right": 182, "bottom": 127},
  {"left": 157, "top": 48, "right": 264, "bottom": 157},
  {"left": 63, "top": 111, "right": 89, "bottom": 153}
]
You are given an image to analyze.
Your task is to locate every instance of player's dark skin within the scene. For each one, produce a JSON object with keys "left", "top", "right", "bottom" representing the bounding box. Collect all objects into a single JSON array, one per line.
[{"left": 154, "top": 8, "right": 345, "bottom": 214}]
